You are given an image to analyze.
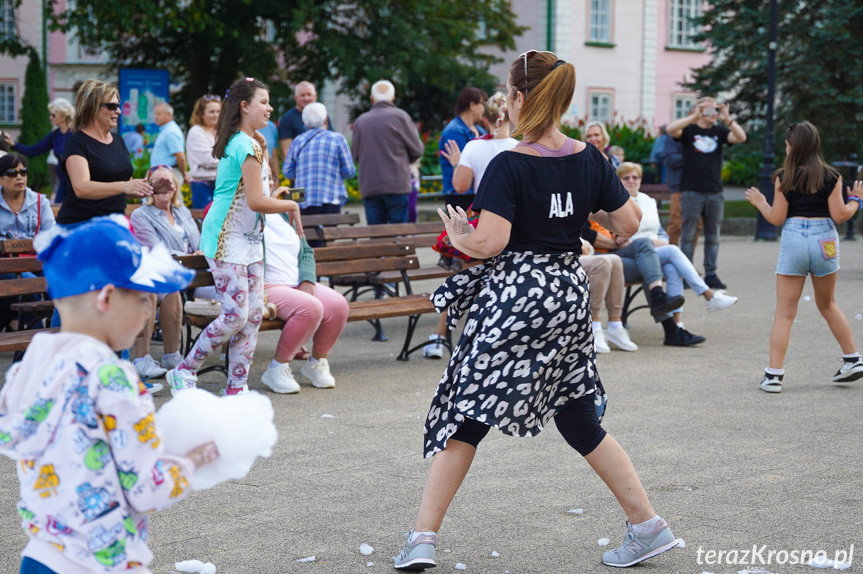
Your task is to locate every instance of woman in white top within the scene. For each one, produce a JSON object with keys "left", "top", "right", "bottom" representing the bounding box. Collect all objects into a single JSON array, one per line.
[
  {"left": 186, "top": 95, "right": 221, "bottom": 208},
  {"left": 617, "top": 162, "right": 738, "bottom": 319},
  {"left": 427, "top": 92, "right": 519, "bottom": 358}
]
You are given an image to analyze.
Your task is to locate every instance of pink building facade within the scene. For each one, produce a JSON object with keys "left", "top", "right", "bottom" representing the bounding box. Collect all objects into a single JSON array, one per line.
[{"left": 483, "top": 0, "right": 712, "bottom": 131}]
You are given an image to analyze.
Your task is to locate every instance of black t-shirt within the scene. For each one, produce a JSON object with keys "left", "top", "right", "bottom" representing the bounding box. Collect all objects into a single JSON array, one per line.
[
  {"left": 277, "top": 107, "right": 333, "bottom": 141},
  {"left": 779, "top": 169, "right": 841, "bottom": 218},
  {"left": 675, "top": 123, "right": 731, "bottom": 193},
  {"left": 57, "top": 131, "right": 132, "bottom": 225},
  {"left": 472, "top": 144, "right": 630, "bottom": 254}
]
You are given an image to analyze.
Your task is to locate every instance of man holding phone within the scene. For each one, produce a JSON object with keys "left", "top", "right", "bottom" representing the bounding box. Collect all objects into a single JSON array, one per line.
[{"left": 667, "top": 96, "right": 747, "bottom": 289}]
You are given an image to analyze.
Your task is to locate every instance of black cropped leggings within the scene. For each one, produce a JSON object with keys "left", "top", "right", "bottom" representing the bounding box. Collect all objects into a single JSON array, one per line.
[{"left": 448, "top": 391, "right": 607, "bottom": 456}]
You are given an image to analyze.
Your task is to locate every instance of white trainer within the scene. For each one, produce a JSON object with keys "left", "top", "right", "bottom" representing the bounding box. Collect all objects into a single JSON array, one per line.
[
  {"left": 606, "top": 325, "right": 638, "bottom": 352},
  {"left": 133, "top": 355, "right": 167, "bottom": 379},
  {"left": 261, "top": 362, "right": 300, "bottom": 394},
  {"left": 166, "top": 368, "right": 198, "bottom": 396},
  {"left": 301, "top": 359, "right": 336, "bottom": 389},
  {"left": 422, "top": 335, "right": 445, "bottom": 359},
  {"left": 593, "top": 326, "right": 611, "bottom": 354},
  {"left": 705, "top": 289, "right": 738, "bottom": 313},
  {"left": 161, "top": 352, "right": 183, "bottom": 370}
]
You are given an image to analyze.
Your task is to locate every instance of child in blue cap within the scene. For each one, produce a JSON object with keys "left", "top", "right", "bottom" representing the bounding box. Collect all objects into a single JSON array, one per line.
[{"left": 0, "top": 215, "right": 221, "bottom": 574}]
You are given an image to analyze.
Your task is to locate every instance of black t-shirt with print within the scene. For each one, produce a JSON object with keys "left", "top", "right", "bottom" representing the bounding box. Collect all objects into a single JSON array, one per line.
[
  {"left": 57, "top": 131, "right": 132, "bottom": 225},
  {"left": 675, "top": 123, "right": 731, "bottom": 193},
  {"left": 472, "top": 144, "right": 630, "bottom": 254}
]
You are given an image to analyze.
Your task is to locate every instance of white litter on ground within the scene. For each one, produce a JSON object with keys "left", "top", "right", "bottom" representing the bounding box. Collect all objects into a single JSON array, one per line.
[
  {"left": 321, "top": 414, "right": 335, "bottom": 418},
  {"left": 455, "top": 563, "right": 467, "bottom": 570},
  {"left": 567, "top": 508, "right": 584, "bottom": 514},
  {"left": 367, "top": 562, "right": 374, "bottom": 567},
  {"left": 174, "top": 560, "right": 216, "bottom": 574},
  {"left": 491, "top": 551, "right": 500, "bottom": 557},
  {"left": 737, "top": 568, "right": 778, "bottom": 574},
  {"left": 359, "top": 543, "right": 374, "bottom": 556},
  {"left": 805, "top": 556, "right": 851, "bottom": 569},
  {"left": 803, "top": 295, "right": 812, "bottom": 302},
  {"left": 597, "top": 538, "right": 611, "bottom": 546},
  {"left": 856, "top": 314, "right": 863, "bottom": 320},
  {"left": 443, "top": 549, "right": 451, "bottom": 553},
  {"left": 296, "top": 556, "right": 315, "bottom": 563},
  {"left": 156, "top": 389, "right": 278, "bottom": 490}
]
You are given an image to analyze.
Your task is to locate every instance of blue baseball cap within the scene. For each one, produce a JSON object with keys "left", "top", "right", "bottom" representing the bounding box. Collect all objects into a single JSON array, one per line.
[{"left": 35, "top": 215, "right": 195, "bottom": 299}]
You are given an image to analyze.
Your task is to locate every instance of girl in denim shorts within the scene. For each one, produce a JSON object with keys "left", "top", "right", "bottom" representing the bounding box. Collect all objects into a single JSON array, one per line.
[{"left": 746, "top": 121, "right": 863, "bottom": 393}]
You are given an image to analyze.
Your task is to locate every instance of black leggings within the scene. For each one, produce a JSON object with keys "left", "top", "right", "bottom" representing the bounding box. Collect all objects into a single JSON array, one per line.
[{"left": 448, "top": 391, "right": 607, "bottom": 456}]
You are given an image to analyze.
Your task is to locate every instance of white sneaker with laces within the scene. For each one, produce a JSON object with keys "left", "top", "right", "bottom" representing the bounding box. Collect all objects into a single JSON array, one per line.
[
  {"left": 593, "top": 326, "right": 611, "bottom": 354},
  {"left": 605, "top": 325, "right": 638, "bottom": 352},
  {"left": 134, "top": 355, "right": 167, "bottom": 379},
  {"left": 705, "top": 289, "right": 738, "bottom": 313},
  {"left": 301, "top": 359, "right": 336, "bottom": 389},
  {"left": 166, "top": 368, "right": 198, "bottom": 396},
  {"left": 161, "top": 352, "right": 183, "bottom": 370},
  {"left": 422, "top": 335, "right": 445, "bottom": 359},
  {"left": 832, "top": 356, "right": 863, "bottom": 383},
  {"left": 261, "top": 362, "right": 300, "bottom": 394}
]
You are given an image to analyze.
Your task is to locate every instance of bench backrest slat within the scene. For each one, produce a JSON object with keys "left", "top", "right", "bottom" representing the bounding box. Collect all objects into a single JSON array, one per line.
[
  {"left": 0, "top": 239, "right": 35, "bottom": 256},
  {"left": 0, "top": 257, "right": 44, "bottom": 274},
  {"left": 313, "top": 243, "right": 415, "bottom": 262},
  {"left": 0, "top": 276, "right": 48, "bottom": 297},
  {"left": 316, "top": 255, "right": 420, "bottom": 276},
  {"left": 319, "top": 221, "right": 444, "bottom": 241}
]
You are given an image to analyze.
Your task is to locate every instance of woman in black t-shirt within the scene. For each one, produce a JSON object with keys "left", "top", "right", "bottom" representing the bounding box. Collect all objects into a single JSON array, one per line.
[
  {"left": 57, "top": 79, "right": 153, "bottom": 225},
  {"left": 394, "top": 52, "right": 682, "bottom": 571},
  {"left": 746, "top": 121, "right": 863, "bottom": 393}
]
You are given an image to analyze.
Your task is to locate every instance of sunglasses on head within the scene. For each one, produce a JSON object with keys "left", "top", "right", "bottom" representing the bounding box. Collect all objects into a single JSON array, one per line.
[
  {"left": 100, "top": 103, "right": 121, "bottom": 112},
  {"left": 518, "top": 50, "right": 554, "bottom": 78},
  {"left": 3, "top": 168, "right": 27, "bottom": 178},
  {"left": 203, "top": 94, "right": 221, "bottom": 102}
]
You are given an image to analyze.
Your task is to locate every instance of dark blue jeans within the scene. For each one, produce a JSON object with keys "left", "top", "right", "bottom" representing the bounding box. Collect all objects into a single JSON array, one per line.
[
  {"left": 364, "top": 194, "right": 408, "bottom": 225},
  {"left": 191, "top": 181, "right": 216, "bottom": 209},
  {"left": 20, "top": 558, "right": 58, "bottom": 574}
]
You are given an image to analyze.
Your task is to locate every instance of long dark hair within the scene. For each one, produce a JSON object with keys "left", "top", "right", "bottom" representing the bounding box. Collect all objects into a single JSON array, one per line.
[
  {"left": 212, "top": 78, "right": 269, "bottom": 159},
  {"left": 454, "top": 87, "right": 487, "bottom": 116},
  {"left": 774, "top": 121, "right": 839, "bottom": 195}
]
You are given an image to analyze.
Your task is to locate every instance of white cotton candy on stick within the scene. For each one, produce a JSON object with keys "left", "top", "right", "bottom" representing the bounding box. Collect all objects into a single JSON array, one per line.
[
  {"left": 174, "top": 560, "right": 217, "bottom": 574},
  {"left": 156, "top": 389, "right": 278, "bottom": 490}
]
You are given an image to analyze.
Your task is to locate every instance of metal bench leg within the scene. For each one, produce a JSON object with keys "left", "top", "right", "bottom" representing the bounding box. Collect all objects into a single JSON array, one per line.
[
  {"left": 370, "top": 319, "right": 388, "bottom": 342},
  {"left": 397, "top": 314, "right": 422, "bottom": 361}
]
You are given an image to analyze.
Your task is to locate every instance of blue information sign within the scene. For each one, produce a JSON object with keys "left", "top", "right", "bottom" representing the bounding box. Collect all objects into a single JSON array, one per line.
[{"left": 118, "top": 68, "right": 169, "bottom": 155}]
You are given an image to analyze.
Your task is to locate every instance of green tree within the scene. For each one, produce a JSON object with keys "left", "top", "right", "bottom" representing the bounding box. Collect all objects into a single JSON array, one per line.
[
  {"left": 0, "top": 0, "right": 28, "bottom": 57},
  {"left": 18, "top": 49, "right": 52, "bottom": 191},
  {"left": 50, "top": 0, "right": 525, "bottom": 128},
  {"left": 686, "top": 0, "right": 863, "bottom": 160}
]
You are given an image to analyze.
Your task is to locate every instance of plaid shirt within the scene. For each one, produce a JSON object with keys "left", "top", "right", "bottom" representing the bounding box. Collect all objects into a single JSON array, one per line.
[{"left": 282, "top": 127, "right": 356, "bottom": 208}]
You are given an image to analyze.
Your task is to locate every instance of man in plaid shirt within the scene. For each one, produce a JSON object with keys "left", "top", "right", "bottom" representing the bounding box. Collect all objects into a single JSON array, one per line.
[{"left": 282, "top": 102, "right": 356, "bottom": 217}]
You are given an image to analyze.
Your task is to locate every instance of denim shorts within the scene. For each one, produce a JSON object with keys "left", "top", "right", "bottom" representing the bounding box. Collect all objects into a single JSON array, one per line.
[{"left": 776, "top": 218, "right": 840, "bottom": 277}]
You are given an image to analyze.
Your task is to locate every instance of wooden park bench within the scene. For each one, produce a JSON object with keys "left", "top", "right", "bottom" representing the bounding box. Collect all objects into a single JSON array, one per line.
[{"left": 0, "top": 257, "right": 57, "bottom": 358}]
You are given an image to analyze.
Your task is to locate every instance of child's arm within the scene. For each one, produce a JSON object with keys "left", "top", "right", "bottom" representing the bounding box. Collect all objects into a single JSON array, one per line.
[
  {"left": 95, "top": 363, "right": 215, "bottom": 513},
  {"left": 828, "top": 178, "right": 859, "bottom": 223}
]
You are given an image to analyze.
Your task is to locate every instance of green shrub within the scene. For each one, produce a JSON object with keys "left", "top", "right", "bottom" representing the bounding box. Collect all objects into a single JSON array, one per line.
[{"left": 17, "top": 49, "right": 51, "bottom": 192}]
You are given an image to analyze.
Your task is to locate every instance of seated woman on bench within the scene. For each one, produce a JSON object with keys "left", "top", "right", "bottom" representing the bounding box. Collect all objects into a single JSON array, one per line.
[
  {"left": 260, "top": 203, "right": 349, "bottom": 394},
  {"left": 129, "top": 165, "right": 215, "bottom": 378}
]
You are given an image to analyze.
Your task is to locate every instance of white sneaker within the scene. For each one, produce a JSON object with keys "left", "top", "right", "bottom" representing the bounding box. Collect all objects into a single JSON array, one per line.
[
  {"left": 605, "top": 325, "right": 638, "bottom": 352},
  {"left": 166, "top": 368, "right": 198, "bottom": 396},
  {"left": 593, "top": 326, "right": 611, "bottom": 354},
  {"left": 705, "top": 289, "right": 738, "bottom": 313},
  {"left": 261, "top": 362, "right": 300, "bottom": 394},
  {"left": 144, "top": 381, "right": 164, "bottom": 395},
  {"left": 161, "top": 352, "right": 183, "bottom": 370},
  {"left": 134, "top": 355, "right": 167, "bottom": 379},
  {"left": 832, "top": 356, "right": 863, "bottom": 383},
  {"left": 301, "top": 359, "right": 336, "bottom": 389},
  {"left": 422, "top": 335, "right": 445, "bottom": 359}
]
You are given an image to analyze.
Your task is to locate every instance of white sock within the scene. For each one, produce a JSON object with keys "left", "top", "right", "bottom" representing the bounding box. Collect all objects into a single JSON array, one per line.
[
  {"left": 843, "top": 352, "right": 861, "bottom": 360},
  {"left": 765, "top": 367, "right": 785, "bottom": 376},
  {"left": 631, "top": 515, "right": 662, "bottom": 534},
  {"left": 409, "top": 530, "right": 436, "bottom": 543},
  {"left": 308, "top": 356, "right": 319, "bottom": 364},
  {"left": 608, "top": 321, "right": 623, "bottom": 330},
  {"left": 163, "top": 352, "right": 181, "bottom": 360},
  {"left": 592, "top": 321, "right": 602, "bottom": 331},
  {"left": 269, "top": 359, "right": 282, "bottom": 370}
]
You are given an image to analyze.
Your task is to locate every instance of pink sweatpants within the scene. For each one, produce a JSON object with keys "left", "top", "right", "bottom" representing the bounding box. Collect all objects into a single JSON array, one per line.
[{"left": 264, "top": 282, "right": 350, "bottom": 361}]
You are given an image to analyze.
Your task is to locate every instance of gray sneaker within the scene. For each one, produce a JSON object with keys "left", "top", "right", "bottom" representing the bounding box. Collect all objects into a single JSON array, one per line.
[
  {"left": 601, "top": 519, "right": 680, "bottom": 568},
  {"left": 394, "top": 530, "right": 436, "bottom": 570}
]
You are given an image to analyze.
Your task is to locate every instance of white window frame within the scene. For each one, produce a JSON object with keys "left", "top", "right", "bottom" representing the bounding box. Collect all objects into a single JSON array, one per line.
[
  {"left": 588, "top": 89, "right": 613, "bottom": 124},
  {"left": 668, "top": 0, "right": 702, "bottom": 49},
  {"left": 0, "top": 82, "right": 16, "bottom": 124},
  {"left": 672, "top": 94, "right": 695, "bottom": 120},
  {"left": 588, "top": 0, "right": 612, "bottom": 43},
  {"left": 0, "top": 0, "right": 15, "bottom": 42}
]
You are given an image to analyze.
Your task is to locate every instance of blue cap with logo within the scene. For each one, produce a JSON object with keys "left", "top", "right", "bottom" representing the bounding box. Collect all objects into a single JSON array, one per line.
[{"left": 35, "top": 215, "right": 195, "bottom": 299}]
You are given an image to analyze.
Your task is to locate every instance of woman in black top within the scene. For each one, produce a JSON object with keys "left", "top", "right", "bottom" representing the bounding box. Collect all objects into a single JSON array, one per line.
[
  {"left": 394, "top": 51, "right": 681, "bottom": 571},
  {"left": 746, "top": 121, "right": 863, "bottom": 393},
  {"left": 57, "top": 79, "right": 153, "bottom": 225}
]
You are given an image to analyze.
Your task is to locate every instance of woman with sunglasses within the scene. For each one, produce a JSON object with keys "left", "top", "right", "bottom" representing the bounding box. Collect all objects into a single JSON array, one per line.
[
  {"left": 187, "top": 95, "right": 222, "bottom": 208},
  {"left": 3, "top": 98, "right": 74, "bottom": 204},
  {"left": 746, "top": 121, "right": 863, "bottom": 393},
  {"left": 394, "top": 51, "right": 680, "bottom": 571},
  {"left": 166, "top": 78, "right": 302, "bottom": 397},
  {"left": 56, "top": 79, "right": 153, "bottom": 227}
]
